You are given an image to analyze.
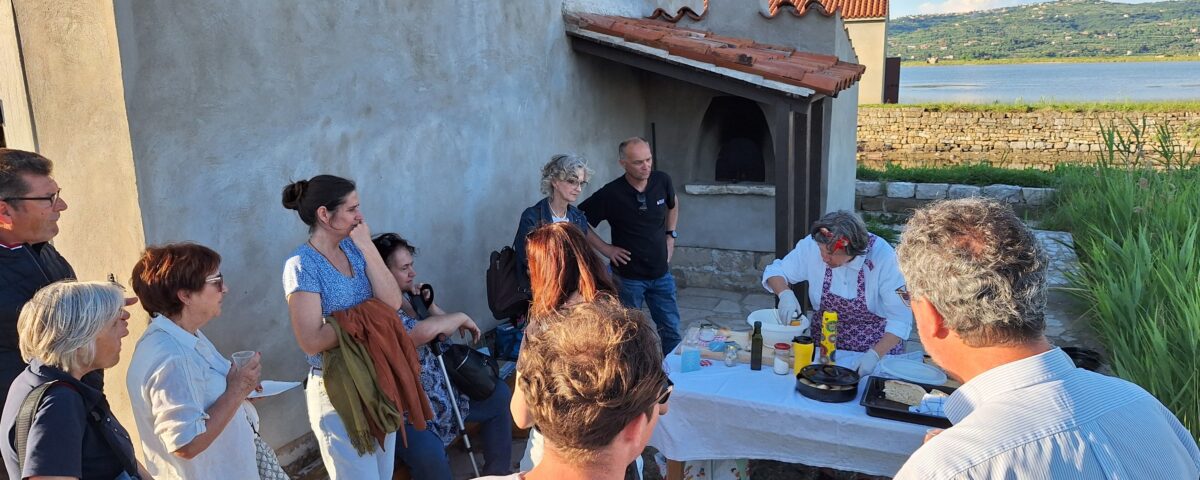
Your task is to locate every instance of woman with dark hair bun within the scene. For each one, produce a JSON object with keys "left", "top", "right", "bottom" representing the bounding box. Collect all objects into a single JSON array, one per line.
[{"left": 280, "top": 175, "right": 409, "bottom": 479}]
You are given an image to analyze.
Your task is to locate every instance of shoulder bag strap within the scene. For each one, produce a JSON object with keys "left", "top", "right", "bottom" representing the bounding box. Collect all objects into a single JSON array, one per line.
[
  {"left": 15, "top": 379, "right": 138, "bottom": 478},
  {"left": 15, "top": 381, "right": 58, "bottom": 474}
]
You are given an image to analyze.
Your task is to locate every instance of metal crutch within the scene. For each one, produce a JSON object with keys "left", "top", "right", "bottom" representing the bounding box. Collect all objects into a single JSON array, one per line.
[{"left": 429, "top": 338, "right": 481, "bottom": 477}]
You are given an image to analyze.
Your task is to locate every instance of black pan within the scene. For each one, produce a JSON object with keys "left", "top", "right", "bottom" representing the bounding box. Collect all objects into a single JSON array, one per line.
[{"left": 796, "top": 363, "right": 860, "bottom": 403}]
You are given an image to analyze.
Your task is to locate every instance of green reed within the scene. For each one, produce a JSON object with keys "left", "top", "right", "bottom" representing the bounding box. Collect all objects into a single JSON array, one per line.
[{"left": 1049, "top": 118, "right": 1200, "bottom": 442}]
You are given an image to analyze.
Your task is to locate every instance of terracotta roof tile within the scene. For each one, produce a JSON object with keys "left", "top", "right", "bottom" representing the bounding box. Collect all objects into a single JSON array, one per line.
[
  {"left": 569, "top": 14, "right": 865, "bottom": 96},
  {"left": 765, "top": 0, "right": 888, "bottom": 20}
]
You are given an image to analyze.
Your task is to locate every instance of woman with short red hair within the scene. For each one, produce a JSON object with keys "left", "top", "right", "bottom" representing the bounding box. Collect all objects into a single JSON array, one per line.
[{"left": 125, "top": 243, "right": 284, "bottom": 479}]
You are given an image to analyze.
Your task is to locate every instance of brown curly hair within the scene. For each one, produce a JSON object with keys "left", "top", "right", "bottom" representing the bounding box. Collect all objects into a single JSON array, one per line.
[{"left": 518, "top": 297, "right": 666, "bottom": 466}]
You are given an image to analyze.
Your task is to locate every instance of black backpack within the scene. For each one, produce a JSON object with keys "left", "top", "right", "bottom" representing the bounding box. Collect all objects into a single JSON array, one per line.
[{"left": 486, "top": 246, "right": 531, "bottom": 319}]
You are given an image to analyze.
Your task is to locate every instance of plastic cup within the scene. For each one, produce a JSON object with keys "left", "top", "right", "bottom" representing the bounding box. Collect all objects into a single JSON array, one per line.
[{"left": 232, "top": 351, "right": 255, "bottom": 368}]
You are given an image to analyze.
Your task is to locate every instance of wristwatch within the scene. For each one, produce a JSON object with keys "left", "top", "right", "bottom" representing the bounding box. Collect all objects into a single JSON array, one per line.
[{"left": 666, "top": 230, "right": 678, "bottom": 238}]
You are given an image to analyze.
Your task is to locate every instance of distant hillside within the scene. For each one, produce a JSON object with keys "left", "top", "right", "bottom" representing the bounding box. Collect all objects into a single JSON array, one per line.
[{"left": 889, "top": 0, "right": 1200, "bottom": 63}]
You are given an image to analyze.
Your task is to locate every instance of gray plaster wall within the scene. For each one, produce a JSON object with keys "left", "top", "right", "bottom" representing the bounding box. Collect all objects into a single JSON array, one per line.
[
  {"left": 640, "top": 76, "right": 775, "bottom": 252},
  {"left": 111, "top": 0, "right": 644, "bottom": 450}
]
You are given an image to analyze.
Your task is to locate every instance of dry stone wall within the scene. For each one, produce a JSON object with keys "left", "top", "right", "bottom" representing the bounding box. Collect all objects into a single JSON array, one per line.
[{"left": 858, "top": 108, "right": 1200, "bottom": 169}]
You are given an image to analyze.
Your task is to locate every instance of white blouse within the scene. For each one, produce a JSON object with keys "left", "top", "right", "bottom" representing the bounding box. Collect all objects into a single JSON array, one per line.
[
  {"left": 760, "top": 235, "right": 913, "bottom": 341},
  {"left": 125, "top": 316, "right": 259, "bottom": 480}
]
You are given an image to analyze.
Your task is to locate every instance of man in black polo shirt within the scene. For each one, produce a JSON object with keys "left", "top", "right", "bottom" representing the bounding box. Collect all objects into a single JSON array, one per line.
[
  {"left": 0, "top": 149, "right": 76, "bottom": 414},
  {"left": 581, "top": 137, "right": 682, "bottom": 354}
]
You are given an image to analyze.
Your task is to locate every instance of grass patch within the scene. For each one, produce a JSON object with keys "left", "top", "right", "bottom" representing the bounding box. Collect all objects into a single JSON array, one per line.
[
  {"left": 863, "top": 101, "right": 1200, "bottom": 114},
  {"left": 1048, "top": 119, "right": 1200, "bottom": 443},
  {"left": 901, "top": 55, "right": 1200, "bottom": 68},
  {"left": 857, "top": 162, "right": 1058, "bottom": 188}
]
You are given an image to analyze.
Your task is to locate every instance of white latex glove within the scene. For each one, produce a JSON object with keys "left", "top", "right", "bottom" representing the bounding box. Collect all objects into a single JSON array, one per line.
[
  {"left": 776, "top": 290, "right": 801, "bottom": 326},
  {"left": 855, "top": 349, "right": 881, "bottom": 376}
]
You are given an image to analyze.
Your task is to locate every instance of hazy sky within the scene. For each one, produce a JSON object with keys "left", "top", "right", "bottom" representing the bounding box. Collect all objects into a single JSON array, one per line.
[{"left": 891, "top": 0, "right": 1167, "bottom": 19}]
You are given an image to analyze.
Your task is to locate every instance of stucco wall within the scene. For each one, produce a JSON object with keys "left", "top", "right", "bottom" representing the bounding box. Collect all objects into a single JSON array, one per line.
[
  {"left": 110, "top": 0, "right": 644, "bottom": 452},
  {"left": 671, "top": 0, "right": 859, "bottom": 230},
  {"left": 7, "top": 0, "right": 147, "bottom": 442},
  {"left": 0, "top": 0, "right": 35, "bottom": 149},
  {"left": 845, "top": 20, "right": 886, "bottom": 105}
]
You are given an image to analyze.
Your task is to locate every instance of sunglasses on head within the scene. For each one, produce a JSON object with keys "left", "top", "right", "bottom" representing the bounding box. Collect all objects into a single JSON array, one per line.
[{"left": 656, "top": 377, "right": 673, "bottom": 405}]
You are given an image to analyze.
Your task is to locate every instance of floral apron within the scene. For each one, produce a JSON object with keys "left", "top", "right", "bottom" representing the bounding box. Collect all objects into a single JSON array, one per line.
[{"left": 814, "top": 235, "right": 904, "bottom": 354}]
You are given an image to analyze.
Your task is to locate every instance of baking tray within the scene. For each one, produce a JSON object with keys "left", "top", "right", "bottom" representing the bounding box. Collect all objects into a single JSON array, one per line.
[{"left": 860, "top": 376, "right": 954, "bottom": 428}]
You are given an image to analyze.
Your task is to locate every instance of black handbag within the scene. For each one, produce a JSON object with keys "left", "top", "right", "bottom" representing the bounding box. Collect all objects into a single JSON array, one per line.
[{"left": 440, "top": 343, "right": 500, "bottom": 401}]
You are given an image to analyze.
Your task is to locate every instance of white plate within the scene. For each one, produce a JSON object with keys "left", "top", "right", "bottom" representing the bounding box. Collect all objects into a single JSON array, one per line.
[
  {"left": 248, "top": 380, "right": 302, "bottom": 399},
  {"left": 877, "top": 358, "right": 948, "bottom": 386}
]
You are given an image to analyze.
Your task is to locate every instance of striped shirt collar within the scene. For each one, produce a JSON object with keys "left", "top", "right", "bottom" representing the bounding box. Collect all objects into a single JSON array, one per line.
[
  {"left": 945, "top": 347, "right": 1074, "bottom": 424},
  {"left": 0, "top": 241, "right": 24, "bottom": 251}
]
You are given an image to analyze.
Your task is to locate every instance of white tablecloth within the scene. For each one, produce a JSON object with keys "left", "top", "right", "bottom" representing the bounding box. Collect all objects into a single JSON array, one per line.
[{"left": 649, "top": 351, "right": 930, "bottom": 477}]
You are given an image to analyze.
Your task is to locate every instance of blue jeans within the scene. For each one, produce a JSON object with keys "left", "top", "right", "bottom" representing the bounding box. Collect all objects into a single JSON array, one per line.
[
  {"left": 395, "top": 380, "right": 514, "bottom": 478},
  {"left": 617, "top": 272, "right": 682, "bottom": 355}
]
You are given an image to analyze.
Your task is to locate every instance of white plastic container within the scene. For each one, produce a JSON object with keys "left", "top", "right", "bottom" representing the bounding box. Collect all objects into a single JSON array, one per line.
[{"left": 746, "top": 309, "right": 809, "bottom": 348}]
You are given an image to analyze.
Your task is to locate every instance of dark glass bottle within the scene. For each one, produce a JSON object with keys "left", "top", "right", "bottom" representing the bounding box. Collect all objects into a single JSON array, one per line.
[{"left": 750, "top": 321, "right": 764, "bottom": 370}]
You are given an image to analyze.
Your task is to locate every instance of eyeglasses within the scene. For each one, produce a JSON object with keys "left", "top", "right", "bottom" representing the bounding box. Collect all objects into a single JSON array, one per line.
[
  {"left": 205, "top": 273, "right": 225, "bottom": 290},
  {"left": 636, "top": 193, "right": 647, "bottom": 215},
  {"left": 656, "top": 378, "right": 674, "bottom": 405},
  {"left": 563, "top": 178, "right": 588, "bottom": 189},
  {"left": 2, "top": 188, "right": 61, "bottom": 206},
  {"left": 895, "top": 286, "right": 912, "bottom": 307}
]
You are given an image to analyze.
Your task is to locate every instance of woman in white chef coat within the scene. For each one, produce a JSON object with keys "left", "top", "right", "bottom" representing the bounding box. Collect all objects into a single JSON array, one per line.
[{"left": 761, "top": 211, "right": 912, "bottom": 376}]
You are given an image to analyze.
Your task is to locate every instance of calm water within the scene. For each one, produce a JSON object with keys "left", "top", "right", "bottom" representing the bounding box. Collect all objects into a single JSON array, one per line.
[{"left": 899, "top": 61, "right": 1200, "bottom": 103}]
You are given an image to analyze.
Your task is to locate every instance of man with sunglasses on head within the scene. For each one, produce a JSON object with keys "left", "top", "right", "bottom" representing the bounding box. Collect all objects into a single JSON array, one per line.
[
  {"left": 580, "top": 137, "right": 682, "bottom": 355},
  {"left": 0, "top": 149, "right": 78, "bottom": 414},
  {"left": 475, "top": 297, "right": 669, "bottom": 480}
]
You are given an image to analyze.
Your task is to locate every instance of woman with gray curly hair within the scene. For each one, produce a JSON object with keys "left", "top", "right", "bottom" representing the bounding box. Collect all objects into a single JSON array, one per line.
[
  {"left": 512, "top": 154, "right": 600, "bottom": 290},
  {"left": 760, "top": 210, "right": 913, "bottom": 376},
  {"left": 1, "top": 281, "right": 153, "bottom": 480}
]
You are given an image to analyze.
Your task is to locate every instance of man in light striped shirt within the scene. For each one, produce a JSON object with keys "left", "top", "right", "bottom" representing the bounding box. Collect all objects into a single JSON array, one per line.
[{"left": 893, "top": 198, "right": 1200, "bottom": 480}]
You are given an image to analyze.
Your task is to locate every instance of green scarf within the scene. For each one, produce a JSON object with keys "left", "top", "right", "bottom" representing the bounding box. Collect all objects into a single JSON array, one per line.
[{"left": 323, "top": 320, "right": 404, "bottom": 455}]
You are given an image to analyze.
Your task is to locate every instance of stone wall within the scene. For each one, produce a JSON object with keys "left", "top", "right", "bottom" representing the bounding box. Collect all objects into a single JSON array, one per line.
[
  {"left": 857, "top": 107, "right": 1200, "bottom": 169},
  {"left": 855, "top": 180, "right": 1055, "bottom": 216},
  {"left": 671, "top": 246, "right": 775, "bottom": 293}
]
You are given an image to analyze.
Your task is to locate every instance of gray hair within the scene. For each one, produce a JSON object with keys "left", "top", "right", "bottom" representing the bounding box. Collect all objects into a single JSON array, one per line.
[
  {"left": 539, "top": 154, "right": 593, "bottom": 197},
  {"left": 618, "top": 137, "right": 647, "bottom": 161},
  {"left": 18, "top": 281, "right": 124, "bottom": 374},
  {"left": 811, "top": 211, "right": 871, "bottom": 256},
  {"left": 896, "top": 198, "right": 1048, "bottom": 347}
]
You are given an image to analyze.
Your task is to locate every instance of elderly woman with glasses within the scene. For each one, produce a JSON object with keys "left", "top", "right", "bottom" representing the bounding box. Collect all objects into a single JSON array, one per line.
[
  {"left": 513, "top": 154, "right": 614, "bottom": 294},
  {"left": 761, "top": 210, "right": 913, "bottom": 376},
  {"left": 1, "top": 281, "right": 153, "bottom": 480},
  {"left": 124, "top": 243, "right": 283, "bottom": 479},
  {"left": 371, "top": 233, "right": 513, "bottom": 479}
]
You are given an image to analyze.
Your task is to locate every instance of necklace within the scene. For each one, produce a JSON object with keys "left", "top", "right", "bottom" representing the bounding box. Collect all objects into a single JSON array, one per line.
[
  {"left": 549, "top": 203, "right": 568, "bottom": 219},
  {"left": 307, "top": 239, "right": 345, "bottom": 272}
]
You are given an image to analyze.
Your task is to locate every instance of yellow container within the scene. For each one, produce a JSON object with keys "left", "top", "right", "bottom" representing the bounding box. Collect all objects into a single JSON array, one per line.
[
  {"left": 792, "top": 336, "right": 814, "bottom": 373},
  {"left": 820, "top": 311, "right": 839, "bottom": 364}
]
